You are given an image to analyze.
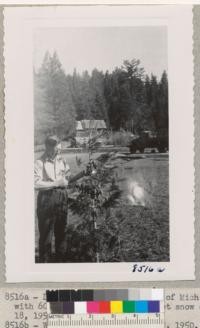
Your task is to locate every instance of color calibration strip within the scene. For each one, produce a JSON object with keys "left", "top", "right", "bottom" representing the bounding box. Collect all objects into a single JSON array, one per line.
[
  {"left": 46, "top": 289, "right": 163, "bottom": 315},
  {"left": 48, "top": 300, "right": 161, "bottom": 315},
  {"left": 46, "top": 288, "right": 163, "bottom": 302}
]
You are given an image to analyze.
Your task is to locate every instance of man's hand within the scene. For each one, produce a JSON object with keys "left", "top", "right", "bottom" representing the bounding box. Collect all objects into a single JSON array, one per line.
[
  {"left": 55, "top": 177, "right": 69, "bottom": 188},
  {"left": 85, "top": 160, "right": 97, "bottom": 176}
]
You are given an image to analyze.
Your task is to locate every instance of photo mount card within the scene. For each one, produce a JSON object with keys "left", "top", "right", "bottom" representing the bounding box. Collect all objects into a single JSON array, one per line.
[{"left": 4, "top": 5, "right": 194, "bottom": 282}]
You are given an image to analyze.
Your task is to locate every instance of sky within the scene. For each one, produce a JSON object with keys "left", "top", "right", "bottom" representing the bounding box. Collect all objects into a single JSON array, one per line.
[{"left": 34, "top": 26, "right": 167, "bottom": 79}]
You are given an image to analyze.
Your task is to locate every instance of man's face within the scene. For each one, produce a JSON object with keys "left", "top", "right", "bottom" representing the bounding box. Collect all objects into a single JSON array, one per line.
[
  {"left": 47, "top": 142, "right": 62, "bottom": 158},
  {"left": 56, "top": 143, "right": 62, "bottom": 155}
]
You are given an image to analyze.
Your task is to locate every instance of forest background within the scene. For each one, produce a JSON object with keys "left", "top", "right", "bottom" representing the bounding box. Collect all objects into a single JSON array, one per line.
[{"left": 34, "top": 51, "right": 168, "bottom": 145}]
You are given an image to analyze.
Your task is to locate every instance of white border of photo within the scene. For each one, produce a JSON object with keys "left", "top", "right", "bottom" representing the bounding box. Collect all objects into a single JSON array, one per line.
[{"left": 4, "top": 5, "right": 194, "bottom": 282}]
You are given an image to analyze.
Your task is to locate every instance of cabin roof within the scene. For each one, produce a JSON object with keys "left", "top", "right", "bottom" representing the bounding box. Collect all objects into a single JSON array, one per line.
[{"left": 76, "top": 120, "right": 106, "bottom": 130}]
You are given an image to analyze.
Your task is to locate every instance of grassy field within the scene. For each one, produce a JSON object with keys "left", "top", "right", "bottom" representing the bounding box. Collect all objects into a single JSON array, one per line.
[{"left": 35, "top": 151, "right": 169, "bottom": 262}]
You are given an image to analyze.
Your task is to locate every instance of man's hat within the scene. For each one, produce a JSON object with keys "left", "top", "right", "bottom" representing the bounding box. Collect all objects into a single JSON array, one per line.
[{"left": 45, "top": 135, "right": 60, "bottom": 147}]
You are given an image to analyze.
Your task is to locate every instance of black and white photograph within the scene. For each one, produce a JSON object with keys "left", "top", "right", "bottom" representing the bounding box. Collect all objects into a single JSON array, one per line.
[
  {"left": 5, "top": 6, "right": 194, "bottom": 281},
  {"left": 34, "top": 26, "right": 169, "bottom": 264}
]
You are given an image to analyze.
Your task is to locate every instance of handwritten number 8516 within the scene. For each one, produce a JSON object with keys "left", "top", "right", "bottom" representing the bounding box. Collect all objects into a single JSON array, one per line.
[{"left": 132, "top": 264, "right": 165, "bottom": 273}]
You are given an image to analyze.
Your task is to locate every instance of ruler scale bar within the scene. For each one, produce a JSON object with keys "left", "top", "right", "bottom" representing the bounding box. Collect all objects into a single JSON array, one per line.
[{"left": 48, "top": 313, "right": 164, "bottom": 327}]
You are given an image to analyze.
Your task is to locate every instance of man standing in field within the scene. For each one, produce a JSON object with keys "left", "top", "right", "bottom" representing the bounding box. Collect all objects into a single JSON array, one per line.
[{"left": 34, "top": 135, "right": 70, "bottom": 263}]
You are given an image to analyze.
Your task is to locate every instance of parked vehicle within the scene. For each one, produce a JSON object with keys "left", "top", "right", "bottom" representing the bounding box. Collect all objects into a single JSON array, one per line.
[{"left": 128, "top": 130, "right": 168, "bottom": 153}]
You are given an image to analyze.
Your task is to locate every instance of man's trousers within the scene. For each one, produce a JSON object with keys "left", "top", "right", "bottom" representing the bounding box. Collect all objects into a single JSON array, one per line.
[{"left": 37, "top": 188, "right": 68, "bottom": 263}]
